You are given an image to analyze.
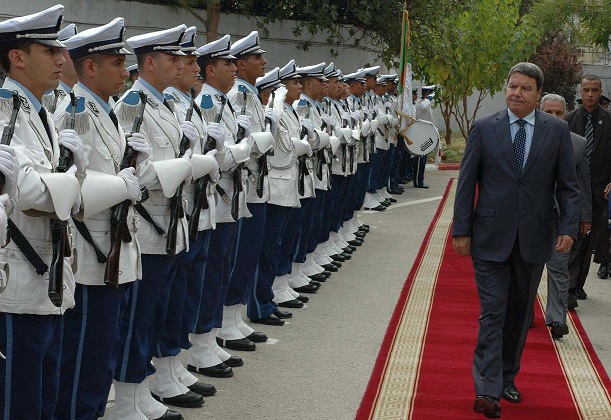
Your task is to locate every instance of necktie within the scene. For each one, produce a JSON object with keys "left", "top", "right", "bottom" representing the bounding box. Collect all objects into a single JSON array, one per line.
[
  {"left": 162, "top": 99, "right": 172, "bottom": 111},
  {"left": 585, "top": 113, "right": 594, "bottom": 167},
  {"left": 513, "top": 119, "right": 526, "bottom": 175},
  {"left": 38, "top": 107, "right": 53, "bottom": 140},
  {"left": 193, "top": 103, "right": 202, "bottom": 120},
  {"left": 108, "top": 109, "right": 119, "bottom": 131}
]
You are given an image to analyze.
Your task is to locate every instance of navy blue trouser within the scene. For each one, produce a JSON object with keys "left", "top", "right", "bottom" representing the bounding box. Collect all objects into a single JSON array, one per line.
[
  {"left": 367, "top": 151, "right": 380, "bottom": 192},
  {"left": 388, "top": 144, "right": 400, "bottom": 190},
  {"left": 343, "top": 175, "right": 356, "bottom": 222},
  {"left": 320, "top": 187, "right": 335, "bottom": 243},
  {"left": 156, "top": 230, "right": 211, "bottom": 358},
  {"left": 273, "top": 199, "right": 309, "bottom": 276},
  {"left": 376, "top": 148, "right": 389, "bottom": 190},
  {"left": 56, "top": 283, "right": 130, "bottom": 420},
  {"left": 0, "top": 313, "right": 63, "bottom": 420},
  {"left": 413, "top": 154, "right": 427, "bottom": 186},
  {"left": 305, "top": 191, "right": 326, "bottom": 257},
  {"left": 113, "top": 254, "right": 174, "bottom": 383},
  {"left": 226, "top": 203, "right": 267, "bottom": 306},
  {"left": 249, "top": 204, "right": 293, "bottom": 320},
  {"left": 331, "top": 174, "right": 349, "bottom": 232},
  {"left": 355, "top": 162, "right": 371, "bottom": 210},
  {"left": 192, "top": 222, "right": 238, "bottom": 334}
]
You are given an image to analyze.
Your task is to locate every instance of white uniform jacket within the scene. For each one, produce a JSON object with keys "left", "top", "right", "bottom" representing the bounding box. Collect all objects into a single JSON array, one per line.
[
  {"left": 228, "top": 79, "right": 271, "bottom": 204},
  {"left": 55, "top": 83, "right": 142, "bottom": 286},
  {"left": 114, "top": 79, "right": 191, "bottom": 255},
  {"left": 0, "top": 79, "right": 78, "bottom": 314},
  {"left": 165, "top": 86, "right": 219, "bottom": 231},
  {"left": 327, "top": 99, "right": 354, "bottom": 177},
  {"left": 196, "top": 83, "right": 251, "bottom": 223},
  {"left": 294, "top": 94, "right": 328, "bottom": 191},
  {"left": 372, "top": 94, "right": 391, "bottom": 151}
]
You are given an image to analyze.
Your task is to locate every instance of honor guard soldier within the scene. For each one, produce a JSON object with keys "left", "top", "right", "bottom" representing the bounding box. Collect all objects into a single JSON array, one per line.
[
  {"left": 111, "top": 24, "right": 201, "bottom": 420},
  {"left": 383, "top": 75, "right": 403, "bottom": 195},
  {"left": 154, "top": 25, "right": 219, "bottom": 407},
  {"left": 0, "top": 5, "right": 86, "bottom": 419},
  {"left": 52, "top": 18, "right": 150, "bottom": 419},
  {"left": 42, "top": 22, "right": 77, "bottom": 113},
  {"left": 413, "top": 84, "right": 435, "bottom": 188},
  {"left": 217, "top": 30, "right": 276, "bottom": 344},
  {"left": 186, "top": 34, "right": 252, "bottom": 380},
  {"left": 251, "top": 65, "right": 304, "bottom": 322},
  {"left": 256, "top": 68, "right": 280, "bottom": 106},
  {"left": 270, "top": 60, "right": 319, "bottom": 308},
  {"left": 372, "top": 76, "right": 395, "bottom": 204}
]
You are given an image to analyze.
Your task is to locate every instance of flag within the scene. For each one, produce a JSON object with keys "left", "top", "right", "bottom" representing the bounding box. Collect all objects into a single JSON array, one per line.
[{"left": 397, "top": 7, "right": 415, "bottom": 139}]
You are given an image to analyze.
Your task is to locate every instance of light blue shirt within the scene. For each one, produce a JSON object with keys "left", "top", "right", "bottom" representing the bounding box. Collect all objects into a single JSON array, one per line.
[
  {"left": 7, "top": 78, "right": 42, "bottom": 113},
  {"left": 236, "top": 78, "right": 257, "bottom": 96},
  {"left": 77, "top": 82, "right": 112, "bottom": 114},
  {"left": 508, "top": 108, "right": 536, "bottom": 169},
  {"left": 138, "top": 78, "right": 165, "bottom": 103}
]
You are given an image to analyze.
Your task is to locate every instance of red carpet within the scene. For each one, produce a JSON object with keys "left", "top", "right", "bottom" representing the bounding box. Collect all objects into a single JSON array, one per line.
[{"left": 357, "top": 179, "right": 611, "bottom": 419}]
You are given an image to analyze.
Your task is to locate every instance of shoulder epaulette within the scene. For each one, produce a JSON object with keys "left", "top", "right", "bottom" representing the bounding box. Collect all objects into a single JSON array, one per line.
[
  {"left": 200, "top": 94, "right": 214, "bottom": 110},
  {"left": 237, "top": 85, "right": 248, "bottom": 93},
  {"left": 122, "top": 90, "right": 143, "bottom": 106}
]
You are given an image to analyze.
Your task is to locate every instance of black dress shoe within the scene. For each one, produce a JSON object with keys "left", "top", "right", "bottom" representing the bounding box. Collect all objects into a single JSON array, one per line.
[
  {"left": 331, "top": 253, "right": 346, "bottom": 262},
  {"left": 309, "top": 280, "right": 322, "bottom": 288},
  {"left": 222, "top": 356, "right": 243, "bottom": 367},
  {"left": 188, "top": 382, "right": 216, "bottom": 397},
  {"left": 153, "top": 409, "right": 184, "bottom": 420},
  {"left": 340, "top": 252, "right": 352, "bottom": 260},
  {"left": 296, "top": 294, "right": 309, "bottom": 303},
  {"left": 273, "top": 309, "right": 293, "bottom": 319},
  {"left": 322, "top": 263, "right": 338, "bottom": 272},
  {"left": 598, "top": 264, "right": 609, "bottom": 279},
  {"left": 367, "top": 205, "right": 386, "bottom": 211},
  {"left": 388, "top": 189, "right": 403, "bottom": 195},
  {"left": 575, "top": 288, "right": 587, "bottom": 300},
  {"left": 341, "top": 247, "right": 353, "bottom": 254},
  {"left": 548, "top": 322, "right": 569, "bottom": 339},
  {"left": 502, "top": 385, "right": 522, "bottom": 403},
  {"left": 277, "top": 299, "right": 304, "bottom": 308},
  {"left": 388, "top": 197, "right": 397, "bottom": 203},
  {"left": 251, "top": 314, "right": 285, "bottom": 326},
  {"left": 358, "top": 226, "right": 370, "bottom": 232},
  {"left": 414, "top": 183, "right": 429, "bottom": 189},
  {"left": 331, "top": 261, "right": 342, "bottom": 267},
  {"left": 567, "top": 291, "right": 579, "bottom": 309},
  {"left": 246, "top": 331, "right": 268, "bottom": 343},
  {"left": 322, "top": 270, "right": 332, "bottom": 277},
  {"left": 361, "top": 224, "right": 370, "bottom": 228},
  {"left": 187, "top": 363, "right": 233, "bottom": 378},
  {"left": 293, "top": 283, "right": 319, "bottom": 294},
  {"left": 216, "top": 337, "right": 256, "bottom": 351},
  {"left": 152, "top": 390, "right": 203, "bottom": 408},
  {"left": 346, "top": 245, "right": 357, "bottom": 252},
  {"left": 309, "top": 273, "right": 327, "bottom": 282},
  {"left": 473, "top": 395, "right": 501, "bottom": 418},
  {"left": 354, "top": 231, "right": 366, "bottom": 238},
  {"left": 348, "top": 239, "right": 363, "bottom": 246}
]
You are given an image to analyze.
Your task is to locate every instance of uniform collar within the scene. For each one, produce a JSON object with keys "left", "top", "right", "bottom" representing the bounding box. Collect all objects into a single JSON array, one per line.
[
  {"left": 138, "top": 78, "right": 165, "bottom": 103},
  {"left": 6, "top": 77, "right": 41, "bottom": 113},
  {"left": 77, "top": 82, "right": 112, "bottom": 114},
  {"left": 235, "top": 78, "right": 258, "bottom": 95}
]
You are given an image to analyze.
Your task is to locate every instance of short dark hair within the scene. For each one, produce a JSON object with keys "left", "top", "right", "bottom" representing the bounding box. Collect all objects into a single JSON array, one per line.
[
  {"left": 196, "top": 57, "right": 220, "bottom": 82},
  {"left": 506, "top": 62, "right": 544, "bottom": 90},
  {"left": 73, "top": 53, "right": 104, "bottom": 78},
  {"left": 0, "top": 41, "right": 33, "bottom": 73},
  {"left": 582, "top": 74, "right": 602, "bottom": 88},
  {"left": 136, "top": 51, "right": 159, "bottom": 71}
]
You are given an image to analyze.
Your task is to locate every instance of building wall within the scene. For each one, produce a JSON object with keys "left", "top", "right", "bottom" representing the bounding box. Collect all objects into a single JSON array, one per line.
[{"left": 0, "top": 0, "right": 384, "bottom": 74}]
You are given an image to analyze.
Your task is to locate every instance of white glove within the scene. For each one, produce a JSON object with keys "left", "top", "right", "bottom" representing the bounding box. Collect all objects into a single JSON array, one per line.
[
  {"left": 66, "top": 165, "right": 82, "bottom": 214},
  {"left": 236, "top": 114, "right": 252, "bottom": 139},
  {"left": 363, "top": 109, "right": 371, "bottom": 120},
  {"left": 321, "top": 115, "right": 335, "bottom": 131},
  {"left": 264, "top": 108, "right": 278, "bottom": 134},
  {"left": 384, "top": 102, "right": 392, "bottom": 111},
  {"left": 301, "top": 118, "right": 315, "bottom": 140},
  {"left": 58, "top": 129, "right": 87, "bottom": 173},
  {"left": 207, "top": 122, "right": 226, "bottom": 150},
  {"left": 351, "top": 110, "right": 361, "bottom": 123},
  {"left": 0, "top": 194, "right": 8, "bottom": 246},
  {"left": 118, "top": 167, "right": 141, "bottom": 202},
  {"left": 206, "top": 149, "right": 221, "bottom": 182},
  {"left": 182, "top": 148, "right": 193, "bottom": 160},
  {"left": 180, "top": 121, "right": 198, "bottom": 149},
  {"left": 341, "top": 112, "right": 351, "bottom": 127},
  {"left": 0, "top": 144, "right": 18, "bottom": 198},
  {"left": 125, "top": 132, "right": 150, "bottom": 165}
]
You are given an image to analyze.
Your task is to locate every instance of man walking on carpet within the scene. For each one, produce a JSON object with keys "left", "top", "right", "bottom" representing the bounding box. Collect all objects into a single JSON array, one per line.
[{"left": 452, "top": 62, "right": 580, "bottom": 418}]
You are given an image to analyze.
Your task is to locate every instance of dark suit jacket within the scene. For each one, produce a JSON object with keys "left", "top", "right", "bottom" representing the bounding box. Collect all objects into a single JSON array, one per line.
[
  {"left": 569, "top": 133, "right": 592, "bottom": 223},
  {"left": 565, "top": 106, "right": 611, "bottom": 208},
  {"left": 453, "top": 109, "right": 580, "bottom": 264}
]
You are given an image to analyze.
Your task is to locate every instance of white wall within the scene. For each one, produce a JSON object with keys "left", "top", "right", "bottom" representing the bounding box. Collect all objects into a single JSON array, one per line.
[{"left": 0, "top": 0, "right": 383, "bottom": 74}]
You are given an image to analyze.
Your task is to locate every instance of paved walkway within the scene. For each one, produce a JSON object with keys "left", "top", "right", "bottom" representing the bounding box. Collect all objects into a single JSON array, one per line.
[{"left": 104, "top": 169, "right": 611, "bottom": 419}]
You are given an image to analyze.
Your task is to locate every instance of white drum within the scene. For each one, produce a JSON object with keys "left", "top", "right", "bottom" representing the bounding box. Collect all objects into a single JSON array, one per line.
[{"left": 403, "top": 120, "right": 439, "bottom": 156}]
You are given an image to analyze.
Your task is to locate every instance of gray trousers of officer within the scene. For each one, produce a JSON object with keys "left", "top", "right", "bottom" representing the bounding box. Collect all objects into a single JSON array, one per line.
[{"left": 545, "top": 245, "right": 571, "bottom": 325}]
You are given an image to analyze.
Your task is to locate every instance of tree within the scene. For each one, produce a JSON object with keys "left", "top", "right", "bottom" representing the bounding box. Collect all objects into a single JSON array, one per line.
[
  {"left": 529, "top": 31, "right": 583, "bottom": 110},
  {"left": 412, "top": 0, "right": 542, "bottom": 143}
]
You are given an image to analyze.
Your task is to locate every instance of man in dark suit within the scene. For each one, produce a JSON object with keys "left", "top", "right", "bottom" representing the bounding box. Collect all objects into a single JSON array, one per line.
[
  {"left": 453, "top": 62, "right": 580, "bottom": 418},
  {"left": 540, "top": 94, "right": 591, "bottom": 338},
  {"left": 565, "top": 75, "right": 611, "bottom": 297}
]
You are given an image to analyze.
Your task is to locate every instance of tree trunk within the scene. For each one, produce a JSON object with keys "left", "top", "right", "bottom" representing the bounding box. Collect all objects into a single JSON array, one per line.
[{"left": 206, "top": 0, "right": 221, "bottom": 42}]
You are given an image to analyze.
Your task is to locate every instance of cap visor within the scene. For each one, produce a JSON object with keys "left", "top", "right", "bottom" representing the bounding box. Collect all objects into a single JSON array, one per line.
[
  {"left": 99, "top": 47, "right": 133, "bottom": 56},
  {"left": 167, "top": 50, "right": 187, "bottom": 56},
  {"left": 36, "top": 39, "right": 66, "bottom": 48}
]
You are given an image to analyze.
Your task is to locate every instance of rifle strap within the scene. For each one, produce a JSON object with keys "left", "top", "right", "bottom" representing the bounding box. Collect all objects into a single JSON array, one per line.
[
  {"left": 7, "top": 219, "right": 48, "bottom": 276},
  {"left": 72, "top": 218, "right": 107, "bottom": 264},
  {"left": 134, "top": 204, "right": 166, "bottom": 236}
]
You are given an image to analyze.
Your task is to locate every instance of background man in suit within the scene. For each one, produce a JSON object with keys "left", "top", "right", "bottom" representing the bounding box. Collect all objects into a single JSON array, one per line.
[
  {"left": 540, "top": 94, "right": 591, "bottom": 339},
  {"left": 453, "top": 62, "right": 580, "bottom": 418},
  {"left": 565, "top": 75, "right": 611, "bottom": 299}
]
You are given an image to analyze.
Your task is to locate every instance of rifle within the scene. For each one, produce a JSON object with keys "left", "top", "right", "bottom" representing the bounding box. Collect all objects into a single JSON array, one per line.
[
  {"left": 189, "top": 93, "right": 225, "bottom": 241},
  {"left": 104, "top": 91, "right": 147, "bottom": 287},
  {"left": 297, "top": 101, "right": 311, "bottom": 196},
  {"left": 49, "top": 88, "right": 60, "bottom": 114},
  {"left": 231, "top": 91, "right": 248, "bottom": 221},
  {"left": 48, "top": 90, "right": 78, "bottom": 307},
  {"left": 0, "top": 91, "right": 20, "bottom": 193},
  {"left": 256, "top": 90, "right": 275, "bottom": 198},
  {"left": 166, "top": 91, "right": 194, "bottom": 257}
]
